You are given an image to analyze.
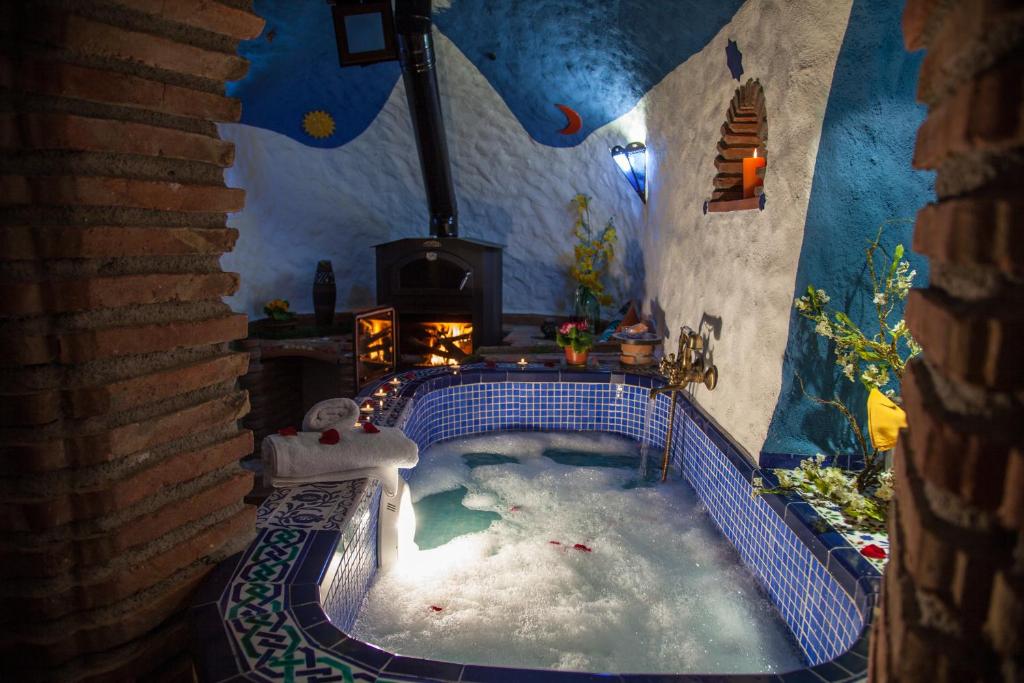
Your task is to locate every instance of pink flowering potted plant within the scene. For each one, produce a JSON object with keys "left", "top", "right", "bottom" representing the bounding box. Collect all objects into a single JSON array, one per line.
[{"left": 556, "top": 320, "right": 594, "bottom": 365}]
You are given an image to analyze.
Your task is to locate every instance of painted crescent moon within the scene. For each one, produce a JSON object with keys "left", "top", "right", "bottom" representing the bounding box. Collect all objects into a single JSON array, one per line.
[{"left": 555, "top": 103, "right": 582, "bottom": 135}]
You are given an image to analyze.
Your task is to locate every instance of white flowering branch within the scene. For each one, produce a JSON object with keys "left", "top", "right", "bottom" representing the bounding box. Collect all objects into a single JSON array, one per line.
[
  {"left": 792, "top": 220, "right": 920, "bottom": 493},
  {"left": 794, "top": 220, "right": 920, "bottom": 397}
]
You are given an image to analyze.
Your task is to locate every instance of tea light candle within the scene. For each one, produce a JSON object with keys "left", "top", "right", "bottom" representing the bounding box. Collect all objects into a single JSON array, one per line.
[
  {"left": 742, "top": 148, "right": 766, "bottom": 198},
  {"left": 389, "top": 377, "right": 402, "bottom": 387},
  {"left": 450, "top": 362, "right": 460, "bottom": 375},
  {"left": 360, "top": 401, "right": 375, "bottom": 414},
  {"left": 517, "top": 358, "right": 528, "bottom": 370},
  {"left": 373, "top": 387, "right": 388, "bottom": 399}
]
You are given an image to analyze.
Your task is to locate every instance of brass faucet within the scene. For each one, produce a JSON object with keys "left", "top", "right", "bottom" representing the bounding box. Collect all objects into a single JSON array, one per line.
[{"left": 648, "top": 326, "right": 719, "bottom": 481}]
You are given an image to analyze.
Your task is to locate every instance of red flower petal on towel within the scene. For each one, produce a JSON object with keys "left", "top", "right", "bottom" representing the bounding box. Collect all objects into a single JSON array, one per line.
[
  {"left": 277, "top": 426, "right": 298, "bottom": 437},
  {"left": 860, "top": 543, "right": 887, "bottom": 559},
  {"left": 362, "top": 422, "right": 380, "bottom": 434},
  {"left": 548, "top": 540, "right": 561, "bottom": 545},
  {"left": 509, "top": 505, "right": 521, "bottom": 512},
  {"left": 573, "top": 543, "right": 592, "bottom": 553},
  {"left": 319, "top": 428, "right": 340, "bottom": 445},
  {"left": 429, "top": 605, "right": 444, "bottom": 612}
]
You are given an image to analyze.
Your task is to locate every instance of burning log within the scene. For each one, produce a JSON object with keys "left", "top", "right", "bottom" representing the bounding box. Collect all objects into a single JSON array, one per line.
[
  {"left": 433, "top": 331, "right": 471, "bottom": 344},
  {"left": 358, "top": 358, "right": 392, "bottom": 366},
  {"left": 436, "top": 338, "right": 468, "bottom": 360},
  {"left": 358, "top": 327, "right": 392, "bottom": 347},
  {"left": 405, "top": 334, "right": 468, "bottom": 362},
  {"left": 361, "top": 340, "right": 393, "bottom": 355}
]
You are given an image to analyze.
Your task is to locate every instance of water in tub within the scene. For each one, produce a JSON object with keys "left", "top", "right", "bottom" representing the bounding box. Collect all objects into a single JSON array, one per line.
[{"left": 350, "top": 432, "right": 804, "bottom": 674}]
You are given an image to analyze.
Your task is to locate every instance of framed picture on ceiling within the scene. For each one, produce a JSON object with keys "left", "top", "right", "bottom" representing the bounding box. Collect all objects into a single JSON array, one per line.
[{"left": 330, "top": 0, "right": 398, "bottom": 67}]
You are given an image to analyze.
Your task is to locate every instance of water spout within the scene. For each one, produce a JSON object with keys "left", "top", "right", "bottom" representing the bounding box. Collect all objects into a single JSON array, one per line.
[{"left": 638, "top": 395, "right": 657, "bottom": 480}]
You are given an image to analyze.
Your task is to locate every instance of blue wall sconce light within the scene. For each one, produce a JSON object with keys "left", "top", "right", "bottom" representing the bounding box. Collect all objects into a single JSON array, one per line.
[{"left": 611, "top": 142, "right": 647, "bottom": 203}]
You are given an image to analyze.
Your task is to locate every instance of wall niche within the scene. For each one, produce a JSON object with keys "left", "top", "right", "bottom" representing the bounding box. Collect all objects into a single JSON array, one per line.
[{"left": 707, "top": 78, "right": 767, "bottom": 212}]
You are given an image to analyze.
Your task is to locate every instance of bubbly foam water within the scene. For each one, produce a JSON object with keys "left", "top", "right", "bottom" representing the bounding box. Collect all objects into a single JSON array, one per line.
[{"left": 350, "top": 432, "right": 804, "bottom": 674}]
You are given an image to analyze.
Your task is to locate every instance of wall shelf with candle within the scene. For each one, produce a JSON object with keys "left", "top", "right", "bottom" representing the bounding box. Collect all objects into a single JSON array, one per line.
[{"left": 706, "top": 78, "right": 767, "bottom": 213}]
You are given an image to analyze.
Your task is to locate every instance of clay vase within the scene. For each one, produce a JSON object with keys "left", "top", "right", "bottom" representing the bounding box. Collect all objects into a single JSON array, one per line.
[
  {"left": 564, "top": 347, "right": 589, "bottom": 366},
  {"left": 312, "top": 260, "right": 336, "bottom": 327}
]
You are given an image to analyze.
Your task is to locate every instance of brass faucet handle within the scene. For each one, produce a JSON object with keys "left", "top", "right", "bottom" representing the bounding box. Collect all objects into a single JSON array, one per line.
[
  {"left": 687, "top": 331, "right": 703, "bottom": 351},
  {"left": 703, "top": 365, "right": 719, "bottom": 391}
]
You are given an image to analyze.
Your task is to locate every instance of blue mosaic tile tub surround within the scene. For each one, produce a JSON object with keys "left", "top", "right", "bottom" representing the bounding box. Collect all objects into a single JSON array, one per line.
[{"left": 191, "top": 364, "right": 879, "bottom": 682}]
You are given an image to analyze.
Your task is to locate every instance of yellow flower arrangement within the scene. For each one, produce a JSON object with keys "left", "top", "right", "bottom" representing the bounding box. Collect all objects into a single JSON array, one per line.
[
  {"left": 568, "top": 193, "right": 617, "bottom": 306},
  {"left": 263, "top": 299, "right": 295, "bottom": 321}
]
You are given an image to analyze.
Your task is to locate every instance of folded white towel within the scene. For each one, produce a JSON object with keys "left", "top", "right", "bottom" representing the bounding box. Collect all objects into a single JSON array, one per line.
[
  {"left": 262, "top": 426, "right": 418, "bottom": 496},
  {"left": 268, "top": 465, "right": 401, "bottom": 497},
  {"left": 302, "top": 398, "right": 360, "bottom": 432}
]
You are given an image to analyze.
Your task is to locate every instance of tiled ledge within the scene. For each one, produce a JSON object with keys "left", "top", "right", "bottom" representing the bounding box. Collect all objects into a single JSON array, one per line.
[{"left": 191, "top": 364, "right": 879, "bottom": 682}]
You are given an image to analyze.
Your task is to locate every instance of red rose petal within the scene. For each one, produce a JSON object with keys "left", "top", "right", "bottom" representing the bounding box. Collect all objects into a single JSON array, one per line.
[
  {"left": 573, "top": 543, "right": 592, "bottom": 553},
  {"left": 548, "top": 540, "right": 561, "bottom": 545},
  {"left": 362, "top": 422, "right": 380, "bottom": 434},
  {"left": 860, "top": 543, "right": 887, "bottom": 559},
  {"left": 319, "top": 428, "right": 340, "bottom": 445},
  {"left": 429, "top": 605, "right": 444, "bottom": 612},
  {"left": 277, "top": 426, "right": 298, "bottom": 437},
  {"left": 509, "top": 505, "right": 520, "bottom": 512}
]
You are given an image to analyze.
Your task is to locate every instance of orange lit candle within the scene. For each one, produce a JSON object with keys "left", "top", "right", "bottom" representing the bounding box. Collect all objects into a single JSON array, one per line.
[{"left": 742, "top": 148, "right": 766, "bottom": 198}]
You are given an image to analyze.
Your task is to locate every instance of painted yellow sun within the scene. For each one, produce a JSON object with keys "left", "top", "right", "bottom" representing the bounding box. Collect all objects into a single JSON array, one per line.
[{"left": 302, "top": 110, "right": 335, "bottom": 139}]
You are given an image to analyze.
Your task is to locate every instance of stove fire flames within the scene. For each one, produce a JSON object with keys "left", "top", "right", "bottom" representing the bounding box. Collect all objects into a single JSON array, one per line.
[{"left": 403, "top": 320, "right": 473, "bottom": 366}]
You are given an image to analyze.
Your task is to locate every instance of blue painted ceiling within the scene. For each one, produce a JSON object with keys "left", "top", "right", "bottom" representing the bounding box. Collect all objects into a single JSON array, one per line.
[{"left": 229, "top": 0, "right": 745, "bottom": 148}]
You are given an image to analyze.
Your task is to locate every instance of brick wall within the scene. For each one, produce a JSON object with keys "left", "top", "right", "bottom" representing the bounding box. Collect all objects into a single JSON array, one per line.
[
  {"left": 0, "top": 1, "right": 263, "bottom": 680},
  {"left": 870, "top": 1, "right": 1024, "bottom": 681}
]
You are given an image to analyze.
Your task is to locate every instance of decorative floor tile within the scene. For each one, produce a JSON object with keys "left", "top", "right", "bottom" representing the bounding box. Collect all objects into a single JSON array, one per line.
[
  {"left": 227, "top": 581, "right": 288, "bottom": 619},
  {"left": 235, "top": 528, "right": 310, "bottom": 584},
  {"left": 807, "top": 500, "right": 889, "bottom": 572},
  {"left": 230, "top": 610, "right": 375, "bottom": 681},
  {"left": 260, "top": 481, "right": 367, "bottom": 531}
]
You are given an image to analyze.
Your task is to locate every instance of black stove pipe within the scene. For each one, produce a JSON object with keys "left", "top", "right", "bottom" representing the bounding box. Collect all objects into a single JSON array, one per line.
[{"left": 395, "top": 0, "right": 458, "bottom": 238}]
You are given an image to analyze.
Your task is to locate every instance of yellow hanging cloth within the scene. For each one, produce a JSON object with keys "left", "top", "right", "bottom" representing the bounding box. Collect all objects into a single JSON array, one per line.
[{"left": 867, "top": 388, "right": 908, "bottom": 451}]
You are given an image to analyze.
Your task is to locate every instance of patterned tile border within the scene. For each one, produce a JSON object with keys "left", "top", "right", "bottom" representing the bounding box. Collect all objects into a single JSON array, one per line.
[{"left": 192, "top": 365, "right": 878, "bottom": 683}]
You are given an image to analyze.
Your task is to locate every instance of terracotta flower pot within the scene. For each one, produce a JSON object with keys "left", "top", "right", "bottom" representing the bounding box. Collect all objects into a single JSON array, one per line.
[{"left": 564, "top": 347, "right": 589, "bottom": 366}]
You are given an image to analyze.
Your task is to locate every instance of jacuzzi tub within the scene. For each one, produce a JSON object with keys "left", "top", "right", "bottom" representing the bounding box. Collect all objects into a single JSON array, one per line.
[{"left": 191, "top": 364, "right": 879, "bottom": 682}]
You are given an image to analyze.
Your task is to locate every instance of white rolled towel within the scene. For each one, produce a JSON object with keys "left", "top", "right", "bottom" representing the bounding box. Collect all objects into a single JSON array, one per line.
[
  {"left": 302, "top": 398, "right": 360, "bottom": 432},
  {"left": 262, "top": 426, "right": 419, "bottom": 495}
]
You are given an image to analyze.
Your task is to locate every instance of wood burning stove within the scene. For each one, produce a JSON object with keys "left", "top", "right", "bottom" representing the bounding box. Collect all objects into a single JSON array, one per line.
[
  {"left": 375, "top": 237, "right": 502, "bottom": 365},
  {"left": 371, "top": 0, "right": 503, "bottom": 366}
]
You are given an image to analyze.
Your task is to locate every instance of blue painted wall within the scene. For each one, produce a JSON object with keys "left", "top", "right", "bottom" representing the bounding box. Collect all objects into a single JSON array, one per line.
[
  {"left": 761, "top": 0, "right": 934, "bottom": 458},
  {"left": 229, "top": 0, "right": 743, "bottom": 148},
  {"left": 433, "top": 0, "right": 744, "bottom": 146},
  {"left": 229, "top": 1, "right": 401, "bottom": 148}
]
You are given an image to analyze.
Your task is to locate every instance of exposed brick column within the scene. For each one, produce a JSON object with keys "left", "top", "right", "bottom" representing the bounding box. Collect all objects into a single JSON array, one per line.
[
  {"left": 0, "top": 1, "right": 263, "bottom": 680},
  {"left": 870, "top": 1, "right": 1024, "bottom": 681}
]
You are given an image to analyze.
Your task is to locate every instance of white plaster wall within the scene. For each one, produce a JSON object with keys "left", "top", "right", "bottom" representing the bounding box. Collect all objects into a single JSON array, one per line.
[
  {"left": 640, "top": 0, "right": 854, "bottom": 455},
  {"left": 220, "top": 31, "right": 646, "bottom": 318}
]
